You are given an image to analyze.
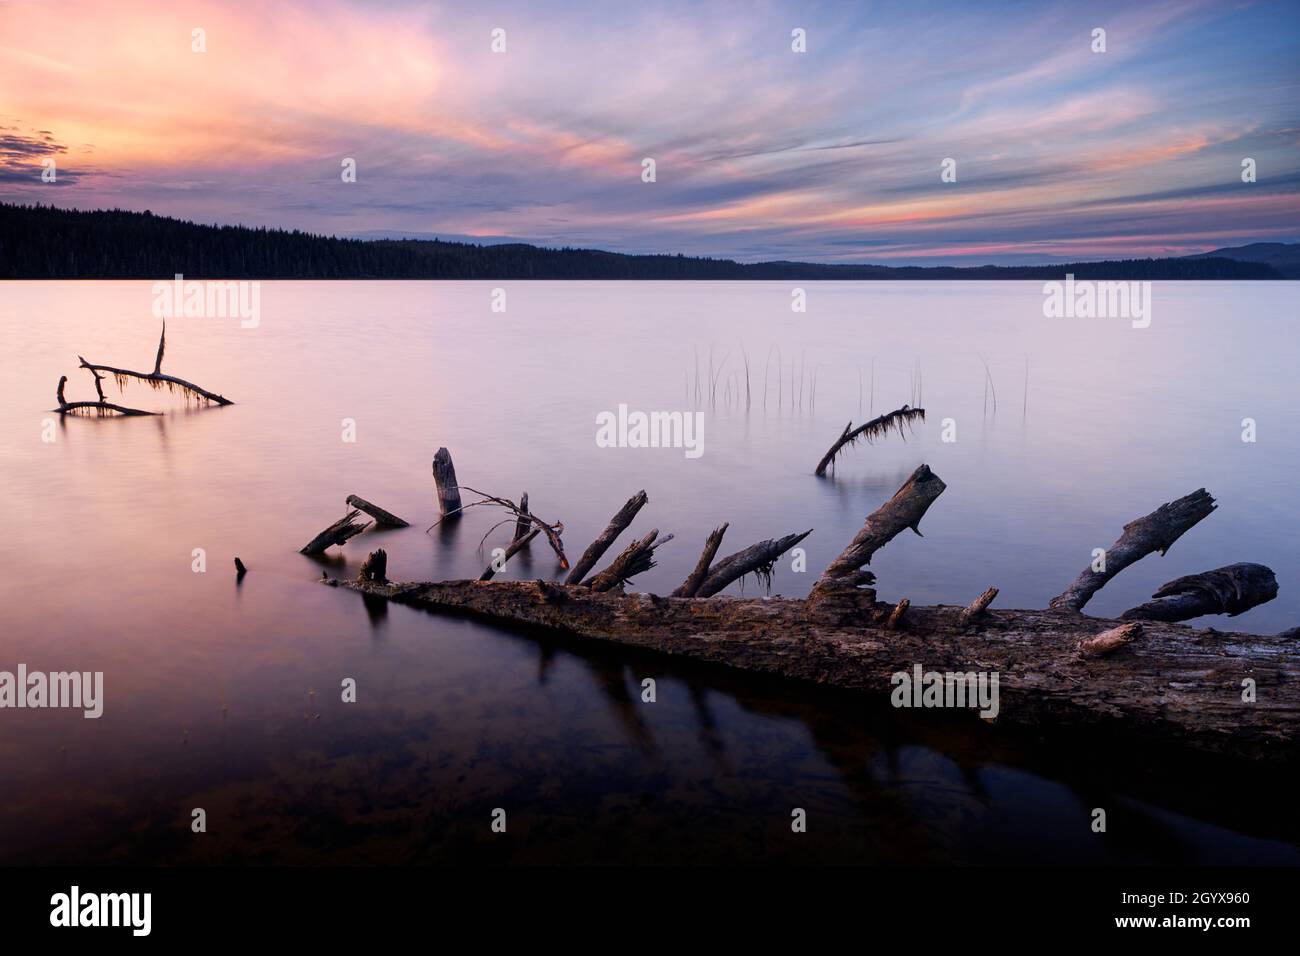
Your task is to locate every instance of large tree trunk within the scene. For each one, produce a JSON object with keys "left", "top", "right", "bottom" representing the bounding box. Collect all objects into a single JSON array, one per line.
[{"left": 326, "top": 576, "right": 1299, "bottom": 762}]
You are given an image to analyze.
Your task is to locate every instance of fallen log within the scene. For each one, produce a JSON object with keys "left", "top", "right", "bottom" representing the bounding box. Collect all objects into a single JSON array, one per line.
[
  {"left": 814, "top": 405, "right": 926, "bottom": 476},
  {"left": 1121, "top": 563, "right": 1278, "bottom": 622},
  {"left": 695, "top": 529, "right": 811, "bottom": 597},
  {"left": 77, "top": 322, "right": 233, "bottom": 406},
  {"left": 326, "top": 574, "right": 1300, "bottom": 762},
  {"left": 565, "top": 490, "right": 648, "bottom": 584},
  {"left": 345, "top": 494, "right": 409, "bottom": 528},
  {"left": 300, "top": 509, "right": 372, "bottom": 555},
  {"left": 432, "top": 448, "right": 463, "bottom": 516},
  {"left": 672, "top": 523, "right": 728, "bottom": 597},
  {"left": 1050, "top": 489, "right": 1216, "bottom": 612}
]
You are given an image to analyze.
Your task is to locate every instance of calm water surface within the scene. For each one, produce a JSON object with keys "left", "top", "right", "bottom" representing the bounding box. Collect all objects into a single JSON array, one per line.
[{"left": 1, "top": 280, "right": 1297, "bottom": 864}]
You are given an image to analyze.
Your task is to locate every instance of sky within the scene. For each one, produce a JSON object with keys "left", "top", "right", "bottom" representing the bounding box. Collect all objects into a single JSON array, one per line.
[{"left": 1, "top": 0, "right": 1298, "bottom": 264}]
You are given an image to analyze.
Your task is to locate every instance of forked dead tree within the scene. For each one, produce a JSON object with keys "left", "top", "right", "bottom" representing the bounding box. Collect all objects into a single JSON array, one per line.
[{"left": 74, "top": 322, "right": 233, "bottom": 407}]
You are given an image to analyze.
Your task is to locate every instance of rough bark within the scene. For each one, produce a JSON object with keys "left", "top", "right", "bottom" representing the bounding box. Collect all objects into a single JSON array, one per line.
[
  {"left": 300, "top": 509, "right": 372, "bottom": 555},
  {"left": 672, "top": 523, "right": 729, "bottom": 597},
  {"left": 565, "top": 491, "right": 648, "bottom": 584},
  {"left": 326, "top": 576, "right": 1300, "bottom": 762},
  {"left": 345, "top": 494, "right": 409, "bottom": 528},
  {"left": 1049, "top": 489, "right": 1217, "bottom": 612},
  {"left": 1122, "top": 563, "right": 1278, "bottom": 622},
  {"left": 432, "top": 448, "right": 463, "bottom": 516},
  {"left": 696, "top": 530, "right": 812, "bottom": 597},
  {"left": 814, "top": 405, "right": 926, "bottom": 476}
]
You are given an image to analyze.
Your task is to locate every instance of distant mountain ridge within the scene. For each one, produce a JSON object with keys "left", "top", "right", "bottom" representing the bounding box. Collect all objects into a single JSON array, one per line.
[
  {"left": 1186, "top": 242, "right": 1300, "bottom": 278},
  {"left": 0, "top": 203, "right": 1289, "bottom": 280}
]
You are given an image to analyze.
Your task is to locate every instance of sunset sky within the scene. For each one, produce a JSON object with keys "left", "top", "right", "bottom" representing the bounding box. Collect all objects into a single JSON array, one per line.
[{"left": 1, "top": 0, "right": 1297, "bottom": 264}]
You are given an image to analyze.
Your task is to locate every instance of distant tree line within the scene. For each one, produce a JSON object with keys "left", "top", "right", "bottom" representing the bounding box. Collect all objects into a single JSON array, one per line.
[{"left": 0, "top": 202, "right": 1282, "bottom": 280}]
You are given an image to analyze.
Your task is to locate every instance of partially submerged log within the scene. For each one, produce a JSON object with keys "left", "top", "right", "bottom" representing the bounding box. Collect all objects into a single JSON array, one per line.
[
  {"left": 300, "top": 509, "right": 372, "bottom": 555},
  {"left": 77, "top": 322, "right": 233, "bottom": 406},
  {"left": 565, "top": 490, "right": 648, "bottom": 585},
  {"left": 672, "top": 523, "right": 728, "bottom": 597},
  {"left": 53, "top": 375, "right": 156, "bottom": 417},
  {"left": 814, "top": 405, "right": 925, "bottom": 476},
  {"left": 432, "top": 448, "right": 463, "bottom": 516},
  {"left": 1050, "top": 489, "right": 1216, "bottom": 612},
  {"left": 325, "top": 472, "right": 1296, "bottom": 762},
  {"left": 327, "top": 574, "right": 1299, "bottom": 762},
  {"left": 1122, "top": 563, "right": 1278, "bottom": 622},
  {"left": 345, "top": 494, "right": 409, "bottom": 528}
]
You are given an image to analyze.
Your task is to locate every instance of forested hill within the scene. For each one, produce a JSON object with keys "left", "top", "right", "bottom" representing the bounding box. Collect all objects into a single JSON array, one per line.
[{"left": 0, "top": 203, "right": 1283, "bottom": 280}]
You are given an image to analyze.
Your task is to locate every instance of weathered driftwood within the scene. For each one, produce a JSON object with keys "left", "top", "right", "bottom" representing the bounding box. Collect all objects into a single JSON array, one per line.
[
  {"left": 696, "top": 529, "right": 812, "bottom": 597},
  {"left": 432, "top": 448, "right": 462, "bottom": 516},
  {"left": 345, "top": 494, "right": 409, "bottom": 528},
  {"left": 325, "top": 467, "right": 1296, "bottom": 761},
  {"left": 1050, "top": 489, "right": 1216, "bottom": 612},
  {"left": 672, "top": 523, "right": 729, "bottom": 597},
  {"left": 300, "top": 509, "right": 372, "bottom": 555},
  {"left": 327, "top": 575, "right": 1299, "bottom": 761},
  {"left": 1122, "top": 563, "right": 1278, "bottom": 622},
  {"left": 566, "top": 491, "right": 648, "bottom": 584},
  {"left": 588, "top": 529, "right": 673, "bottom": 592},
  {"left": 958, "top": 587, "right": 999, "bottom": 627},
  {"left": 77, "top": 323, "right": 233, "bottom": 406},
  {"left": 480, "top": 528, "right": 539, "bottom": 581},
  {"left": 53, "top": 374, "right": 156, "bottom": 417},
  {"left": 813, "top": 464, "right": 946, "bottom": 607},
  {"left": 814, "top": 405, "right": 926, "bottom": 476},
  {"left": 234, "top": 557, "right": 248, "bottom": 577}
]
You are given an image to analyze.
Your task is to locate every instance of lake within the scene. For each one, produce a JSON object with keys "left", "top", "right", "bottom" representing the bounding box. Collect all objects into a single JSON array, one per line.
[{"left": 2, "top": 280, "right": 1297, "bottom": 865}]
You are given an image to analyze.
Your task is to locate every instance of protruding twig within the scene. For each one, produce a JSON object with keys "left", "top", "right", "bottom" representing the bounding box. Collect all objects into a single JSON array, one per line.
[
  {"left": 565, "top": 490, "right": 648, "bottom": 584},
  {"left": 1078, "top": 622, "right": 1142, "bottom": 659},
  {"left": 885, "top": 598, "right": 910, "bottom": 630},
  {"left": 1050, "top": 489, "right": 1217, "bottom": 612},
  {"left": 958, "top": 587, "right": 999, "bottom": 627},
  {"left": 672, "top": 523, "right": 729, "bottom": 597}
]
